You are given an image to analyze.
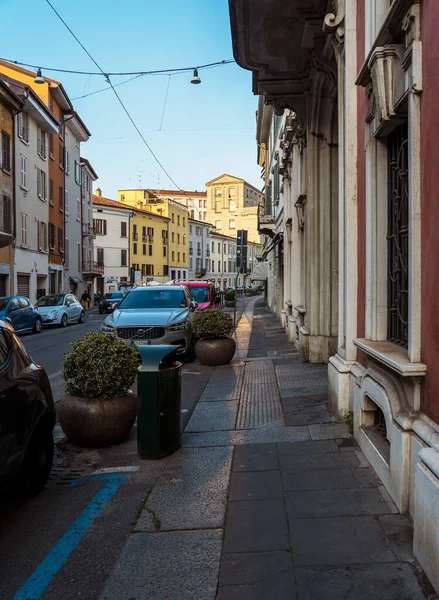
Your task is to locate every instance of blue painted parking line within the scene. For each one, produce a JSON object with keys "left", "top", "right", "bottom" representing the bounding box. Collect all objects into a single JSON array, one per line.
[{"left": 12, "top": 472, "right": 131, "bottom": 600}]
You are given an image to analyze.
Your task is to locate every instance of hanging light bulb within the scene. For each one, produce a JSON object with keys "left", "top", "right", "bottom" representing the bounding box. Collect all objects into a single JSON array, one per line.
[
  {"left": 34, "top": 68, "right": 45, "bottom": 84},
  {"left": 190, "top": 68, "right": 201, "bottom": 85}
]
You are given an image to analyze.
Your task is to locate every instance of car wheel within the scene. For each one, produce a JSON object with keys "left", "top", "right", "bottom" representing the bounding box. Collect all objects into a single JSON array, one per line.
[
  {"left": 33, "top": 317, "right": 42, "bottom": 334},
  {"left": 78, "top": 311, "right": 85, "bottom": 324},
  {"left": 182, "top": 345, "right": 196, "bottom": 363},
  {"left": 17, "top": 428, "right": 54, "bottom": 497},
  {"left": 61, "top": 313, "right": 68, "bottom": 327}
]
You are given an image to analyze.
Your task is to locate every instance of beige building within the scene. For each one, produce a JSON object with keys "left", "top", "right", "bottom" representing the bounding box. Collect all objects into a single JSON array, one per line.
[
  {"left": 118, "top": 189, "right": 189, "bottom": 280},
  {"left": 205, "top": 174, "right": 263, "bottom": 244}
]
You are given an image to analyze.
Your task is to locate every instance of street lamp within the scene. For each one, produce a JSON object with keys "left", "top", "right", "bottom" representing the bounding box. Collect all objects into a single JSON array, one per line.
[
  {"left": 190, "top": 68, "right": 201, "bottom": 84},
  {"left": 34, "top": 68, "right": 45, "bottom": 84}
]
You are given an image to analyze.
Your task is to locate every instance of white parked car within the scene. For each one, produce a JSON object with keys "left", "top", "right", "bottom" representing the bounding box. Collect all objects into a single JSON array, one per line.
[{"left": 35, "top": 294, "right": 85, "bottom": 327}]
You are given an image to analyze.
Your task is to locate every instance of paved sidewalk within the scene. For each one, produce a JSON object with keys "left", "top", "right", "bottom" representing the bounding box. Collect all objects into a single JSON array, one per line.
[{"left": 101, "top": 299, "right": 432, "bottom": 600}]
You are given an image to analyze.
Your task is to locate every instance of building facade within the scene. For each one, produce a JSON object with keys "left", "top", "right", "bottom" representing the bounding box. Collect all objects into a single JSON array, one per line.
[
  {"left": 63, "top": 115, "right": 92, "bottom": 298},
  {"left": 188, "top": 218, "right": 211, "bottom": 279},
  {"left": 0, "top": 79, "right": 22, "bottom": 296},
  {"left": 79, "top": 158, "right": 99, "bottom": 296},
  {"left": 152, "top": 189, "right": 208, "bottom": 222},
  {"left": 92, "top": 192, "right": 132, "bottom": 295},
  {"left": 118, "top": 189, "right": 188, "bottom": 281},
  {"left": 208, "top": 230, "right": 260, "bottom": 289},
  {"left": 205, "top": 174, "right": 263, "bottom": 244},
  {"left": 229, "top": 0, "right": 439, "bottom": 592},
  {"left": 130, "top": 207, "right": 170, "bottom": 284}
]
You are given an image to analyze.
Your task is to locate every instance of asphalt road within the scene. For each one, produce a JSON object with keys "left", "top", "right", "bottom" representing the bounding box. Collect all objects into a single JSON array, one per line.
[{"left": 0, "top": 310, "right": 215, "bottom": 600}]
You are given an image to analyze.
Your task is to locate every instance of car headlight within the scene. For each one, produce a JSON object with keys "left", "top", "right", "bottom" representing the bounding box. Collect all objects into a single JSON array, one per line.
[
  {"left": 167, "top": 321, "right": 189, "bottom": 331},
  {"left": 51, "top": 310, "right": 58, "bottom": 317},
  {"left": 110, "top": 302, "right": 118, "bottom": 309},
  {"left": 101, "top": 322, "right": 116, "bottom": 333}
]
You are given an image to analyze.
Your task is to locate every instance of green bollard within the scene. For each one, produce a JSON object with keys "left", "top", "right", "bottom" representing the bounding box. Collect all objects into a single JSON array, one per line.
[{"left": 136, "top": 345, "right": 182, "bottom": 458}]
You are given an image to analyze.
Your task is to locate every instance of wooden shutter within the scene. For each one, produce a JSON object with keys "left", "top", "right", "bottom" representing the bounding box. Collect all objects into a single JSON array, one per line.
[{"left": 3, "top": 196, "right": 11, "bottom": 234}]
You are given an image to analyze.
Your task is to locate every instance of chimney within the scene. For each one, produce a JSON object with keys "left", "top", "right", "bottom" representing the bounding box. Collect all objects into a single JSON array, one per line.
[{"left": 95, "top": 187, "right": 102, "bottom": 197}]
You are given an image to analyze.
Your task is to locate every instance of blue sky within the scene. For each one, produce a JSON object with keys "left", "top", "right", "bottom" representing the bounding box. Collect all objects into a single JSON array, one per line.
[{"left": 0, "top": 0, "right": 261, "bottom": 197}]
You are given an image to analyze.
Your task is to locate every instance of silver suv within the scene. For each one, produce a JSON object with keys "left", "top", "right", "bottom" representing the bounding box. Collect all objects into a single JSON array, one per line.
[{"left": 101, "top": 286, "right": 197, "bottom": 361}]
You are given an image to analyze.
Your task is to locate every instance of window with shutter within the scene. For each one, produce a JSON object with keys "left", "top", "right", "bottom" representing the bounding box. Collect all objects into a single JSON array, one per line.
[
  {"left": 21, "top": 214, "right": 27, "bottom": 245},
  {"left": 121, "top": 221, "right": 127, "bottom": 237},
  {"left": 49, "top": 134, "right": 54, "bottom": 157},
  {"left": 2, "top": 197, "right": 11, "bottom": 234},
  {"left": 49, "top": 179, "right": 54, "bottom": 205},
  {"left": 58, "top": 227, "right": 64, "bottom": 252},
  {"left": 37, "top": 169, "right": 42, "bottom": 197},
  {"left": 65, "top": 189, "right": 69, "bottom": 215},
  {"left": 77, "top": 198, "right": 81, "bottom": 220},
  {"left": 59, "top": 143, "right": 64, "bottom": 169},
  {"left": 20, "top": 155, "right": 27, "bottom": 188},
  {"left": 1, "top": 131, "right": 11, "bottom": 172},
  {"left": 121, "top": 249, "right": 127, "bottom": 266},
  {"left": 59, "top": 186, "right": 64, "bottom": 212}
]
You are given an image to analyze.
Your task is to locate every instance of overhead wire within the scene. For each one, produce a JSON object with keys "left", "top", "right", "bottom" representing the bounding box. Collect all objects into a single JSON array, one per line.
[{"left": 42, "top": 0, "right": 208, "bottom": 211}]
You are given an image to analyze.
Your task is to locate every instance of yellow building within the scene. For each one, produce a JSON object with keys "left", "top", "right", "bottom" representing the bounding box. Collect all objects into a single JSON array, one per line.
[
  {"left": 118, "top": 189, "right": 189, "bottom": 280},
  {"left": 130, "top": 208, "right": 170, "bottom": 282},
  {"left": 205, "top": 174, "right": 263, "bottom": 243}
]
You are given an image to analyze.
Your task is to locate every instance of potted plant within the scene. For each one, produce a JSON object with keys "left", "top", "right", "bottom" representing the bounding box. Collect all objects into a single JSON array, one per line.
[
  {"left": 192, "top": 309, "right": 236, "bottom": 366},
  {"left": 58, "top": 332, "right": 140, "bottom": 447},
  {"left": 224, "top": 290, "right": 236, "bottom": 307}
]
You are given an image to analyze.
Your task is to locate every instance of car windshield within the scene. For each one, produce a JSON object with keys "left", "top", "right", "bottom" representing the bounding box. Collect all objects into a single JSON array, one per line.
[
  {"left": 104, "top": 292, "right": 124, "bottom": 300},
  {"left": 119, "top": 290, "right": 187, "bottom": 309},
  {"left": 189, "top": 287, "right": 209, "bottom": 302},
  {"left": 0, "top": 298, "right": 10, "bottom": 310},
  {"left": 36, "top": 295, "right": 64, "bottom": 307}
]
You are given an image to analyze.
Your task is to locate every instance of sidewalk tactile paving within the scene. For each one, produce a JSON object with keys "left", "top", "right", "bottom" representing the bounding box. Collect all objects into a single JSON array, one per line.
[
  {"left": 243, "top": 369, "right": 277, "bottom": 385},
  {"left": 277, "top": 373, "right": 329, "bottom": 390},
  {"left": 241, "top": 383, "right": 279, "bottom": 403},
  {"left": 236, "top": 399, "right": 283, "bottom": 429}
]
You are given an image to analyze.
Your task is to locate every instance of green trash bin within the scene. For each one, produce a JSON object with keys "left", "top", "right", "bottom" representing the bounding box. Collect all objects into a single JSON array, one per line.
[{"left": 136, "top": 345, "right": 182, "bottom": 458}]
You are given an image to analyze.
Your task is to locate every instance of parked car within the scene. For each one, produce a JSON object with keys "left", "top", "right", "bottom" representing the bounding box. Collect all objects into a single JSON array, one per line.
[
  {"left": 35, "top": 294, "right": 85, "bottom": 327},
  {"left": 101, "top": 285, "right": 198, "bottom": 361},
  {"left": 98, "top": 291, "right": 126, "bottom": 314},
  {"left": 0, "top": 319, "right": 55, "bottom": 497},
  {"left": 0, "top": 296, "right": 43, "bottom": 334},
  {"left": 171, "top": 280, "right": 216, "bottom": 311}
]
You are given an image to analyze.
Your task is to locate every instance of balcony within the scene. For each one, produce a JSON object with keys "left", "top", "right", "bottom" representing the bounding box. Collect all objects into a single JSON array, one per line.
[
  {"left": 132, "top": 232, "right": 138, "bottom": 241},
  {"left": 142, "top": 234, "right": 148, "bottom": 242},
  {"left": 162, "top": 237, "right": 167, "bottom": 245},
  {"left": 0, "top": 228, "right": 13, "bottom": 248},
  {"left": 197, "top": 248, "right": 202, "bottom": 256},
  {"left": 82, "top": 260, "right": 104, "bottom": 276},
  {"left": 82, "top": 223, "right": 95, "bottom": 238},
  {"left": 206, "top": 249, "right": 210, "bottom": 257},
  {"left": 258, "top": 206, "right": 276, "bottom": 238},
  {"left": 189, "top": 248, "right": 194, "bottom": 255}
]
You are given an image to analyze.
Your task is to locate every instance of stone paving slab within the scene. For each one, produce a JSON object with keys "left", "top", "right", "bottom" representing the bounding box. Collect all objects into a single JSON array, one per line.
[
  {"left": 185, "top": 400, "right": 239, "bottom": 431},
  {"left": 294, "top": 563, "right": 428, "bottom": 600},
  {"left": 285, "top": 487, "right": 392, "bottom": 519},
  {"left": 243, "top": 369, "right": 278, "bottom": 385},
  {"left": 233, "top": 443, "right": 279, "bottom": 471},
  {"left": 199, "top": 386, "right": 241, "bottom": 402},
  {"left": 237, "top": 399, "right": 283, "bottom": 429},
  {"left": 100, "top": 529, "right": 222, "bottom": 600},
  {"left": 182, "top": 427, "right": 310, "bottom": 447},
  {"left": 277, "top": 373, "right": 329, "bottom": 389},
  {"left": 277, "top": 440, "right": 338, "bottom": 455},
  {"left": 137, "top": 446, "right": 232, "bottom": 531},
  {"left": 245, "top": 360, "right": 275, "bottom": 371},
  {"left": 281, "top": 394, "right": 328, "bottom": 410},
  {"left": 241, "top": 383, "right": 280, "bottom": 402},
  {"left": 289, "top": 516, "right": 397, "bottom": 566},
  {"left": 229, "top": 470, "right": 283, "bottom": 501},
  {"left": 223, "top": 499, "right": 290, "bottom": 553},
  {"left": 309, "top": 423, "right": 351, "bottom": 439},
  {"left": 206, "top": 375, "right": 244, "bottom": 387},
  {"left": 280, "top": 385, "right": 329, "bottom": 398},
  {"left": 218, "top": 552, "right": 295, "bottom": 600},
  {"left": 282, "top": 469, "right": 359, "bottom": 491},
  {"left": 284, "top": 405, "right": 337, "bottom": 426},
  {"left": 279, "top": 451, "right": 360, "bottom": 471}
]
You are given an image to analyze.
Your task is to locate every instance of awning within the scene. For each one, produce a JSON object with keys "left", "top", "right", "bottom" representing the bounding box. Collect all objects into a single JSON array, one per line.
[
  {"left": 249, "top": 262, "right": 268, "bottom": 281},
  {"left": 69, "top": 276, "right": 83, "bottom": 284}
]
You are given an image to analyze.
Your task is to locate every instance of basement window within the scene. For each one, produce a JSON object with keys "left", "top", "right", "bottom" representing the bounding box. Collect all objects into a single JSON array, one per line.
[{"left": 361, "top": 396, "right": 390, "bottom": 465}]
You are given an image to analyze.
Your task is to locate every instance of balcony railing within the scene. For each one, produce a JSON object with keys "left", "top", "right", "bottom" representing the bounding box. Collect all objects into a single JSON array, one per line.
[
  {"left": 132, "top": 232, "right": 138, "bottom": 240},
  {"left": 82, "top": 260, "right": 104, "bottom": 276},
  {"left": 189, "top": 248, "right": 194, "bottom": 255},
  {"left": 197, "top": 248, "right": 202, "bottom": 256},
  {"left": 206, "top": 249, "right": 210, "bottom": 257},
  {"left": 162, "top": 237, "right": 167, "bottom": 244}
]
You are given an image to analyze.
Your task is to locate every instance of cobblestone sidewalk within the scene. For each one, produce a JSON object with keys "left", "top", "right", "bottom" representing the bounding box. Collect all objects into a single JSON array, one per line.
[{"left": 101, "top": 299, "right": 433, "bottom": 600}]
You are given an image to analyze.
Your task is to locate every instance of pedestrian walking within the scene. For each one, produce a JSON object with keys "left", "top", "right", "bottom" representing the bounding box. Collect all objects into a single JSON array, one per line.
[{"left": 81, "top": 290, "right": 91, "bottom": 310}]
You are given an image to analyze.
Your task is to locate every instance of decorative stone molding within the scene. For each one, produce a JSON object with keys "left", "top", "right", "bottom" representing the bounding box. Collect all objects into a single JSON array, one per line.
[
  {"left": 323, "top": 0, "right": 345, "bottom": 42},
  {"left": 368, "top": 45, "right": 405, "bottom": 122}
]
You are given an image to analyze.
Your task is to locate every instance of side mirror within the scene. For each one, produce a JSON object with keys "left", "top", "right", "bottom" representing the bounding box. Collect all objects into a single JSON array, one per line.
[{"left": 190, "top": 301, "right": 198, "bottom": 311}]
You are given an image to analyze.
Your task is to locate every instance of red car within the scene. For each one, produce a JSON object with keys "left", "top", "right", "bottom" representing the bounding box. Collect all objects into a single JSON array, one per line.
[{"left": 172, "top": 281, "right": 216, "bottom": 311}]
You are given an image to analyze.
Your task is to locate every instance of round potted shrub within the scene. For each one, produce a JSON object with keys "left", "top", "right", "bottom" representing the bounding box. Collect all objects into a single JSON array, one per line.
[
  {"left": 192, "top": 309, "right": 236, "bottom": 366},
  {"left": 224, "top": 290, "right": 236, "bottom": 307},
  {"left": 58, "top": 332, "right": 140, "bottom": 447}
]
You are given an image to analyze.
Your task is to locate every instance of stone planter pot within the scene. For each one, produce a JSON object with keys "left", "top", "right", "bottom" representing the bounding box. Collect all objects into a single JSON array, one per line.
[
  {"left": 57, "top": 390, "right": 137, "bottom": 447},
  {"left": 225, "top": 300, "right": 235, "bottom": 308},
  {"left": 195, "top": 337, "right": 236, "bottom": 366}
]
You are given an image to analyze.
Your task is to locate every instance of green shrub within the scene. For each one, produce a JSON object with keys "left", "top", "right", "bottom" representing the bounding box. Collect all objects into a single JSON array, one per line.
[
  {"left": 192, "top": 309, "right": 233, "bottom": 339},
  {"left": 224, "top": 290, "right": 235, "bottom": 301},
  {"left": 63, "top": 331, "right": 140, "bottom": 399}
]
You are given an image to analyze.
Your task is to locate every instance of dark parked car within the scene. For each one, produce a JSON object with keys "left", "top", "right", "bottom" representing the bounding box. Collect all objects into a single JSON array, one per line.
[
  {"left": 99, "top": 291, "right": 125, "bottom": 314},
  {"left": 0, "top": 320, "right": 55, "bottom": 498},
  {"left": 0, "top": 296, "right": 42, "bottom": 334}
]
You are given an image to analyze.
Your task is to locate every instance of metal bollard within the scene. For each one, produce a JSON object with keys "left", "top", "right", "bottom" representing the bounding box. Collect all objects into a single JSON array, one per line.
[{"left": 136, "top": 345, "right": 182, "bottom": 458}]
